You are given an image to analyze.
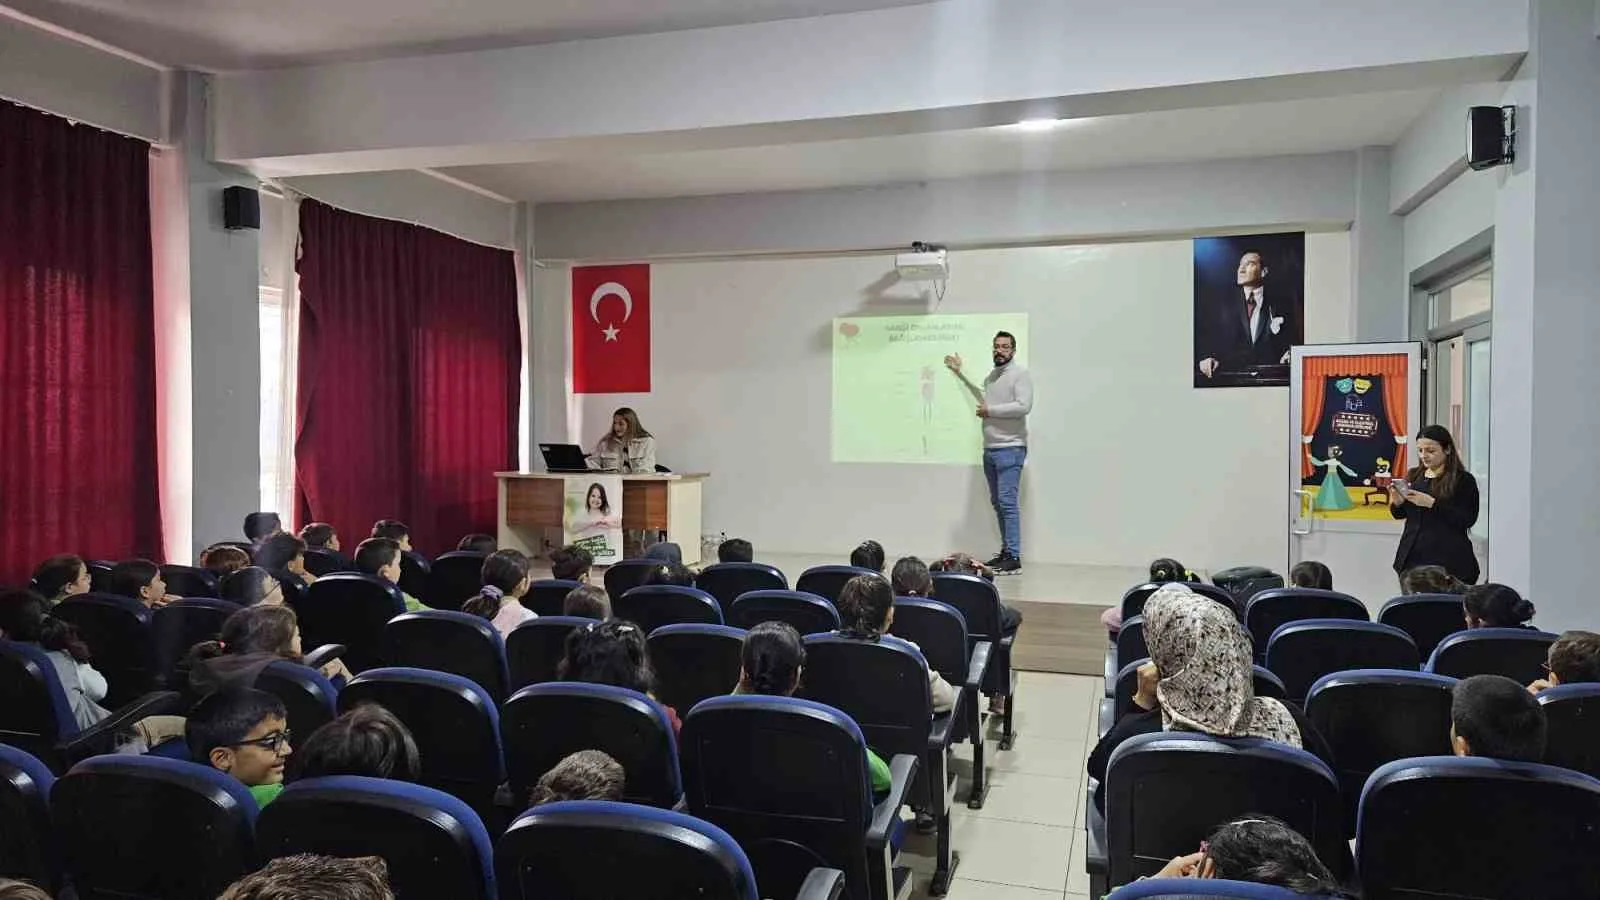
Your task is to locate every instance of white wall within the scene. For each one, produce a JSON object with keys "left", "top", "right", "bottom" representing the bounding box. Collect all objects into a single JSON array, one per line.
[
  {"left": 1402, "top": 171, "right": 1497, "bottom": 278},
  {"left": 534, "top": 234, "right": 1352, "bottom": 575}
]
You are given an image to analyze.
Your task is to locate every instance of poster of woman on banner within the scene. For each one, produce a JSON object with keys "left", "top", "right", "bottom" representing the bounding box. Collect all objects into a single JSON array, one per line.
[{"left": 564, "top": 475, "right": 624, "bottom": 564}]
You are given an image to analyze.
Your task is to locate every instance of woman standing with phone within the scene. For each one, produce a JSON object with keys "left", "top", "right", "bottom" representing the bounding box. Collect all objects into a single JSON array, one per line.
[{"left": 1391, "top": 424, "right": 1481, "bottom": 587}]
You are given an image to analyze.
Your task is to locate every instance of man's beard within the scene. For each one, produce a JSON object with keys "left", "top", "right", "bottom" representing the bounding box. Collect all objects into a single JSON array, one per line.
[{"left": 993, "top": 353, "right": 1009, "bottom": 367}]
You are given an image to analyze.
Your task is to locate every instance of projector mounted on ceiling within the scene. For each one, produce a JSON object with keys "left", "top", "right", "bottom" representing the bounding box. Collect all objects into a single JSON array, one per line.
[{"left": 895, "top": 242, "right": 948, "bottom": 282}]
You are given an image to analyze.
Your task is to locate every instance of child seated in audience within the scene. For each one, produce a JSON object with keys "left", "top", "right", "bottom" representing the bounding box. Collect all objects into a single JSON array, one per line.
[
  {"left": 370, "top": 519, "right": 416, "bottom": 554},
  {"left": 0, "top": 878, "right": 53, "bottom": 900},
  {"left": 461, "top": 549, "right": 536, "bottom": 637},
  {"left": 1152, "top": 815, "right": 1355, "bottom": 897},
  {"left": 836, "top": 574, "right": 956, "bottom": 714},
  {"left": 255, "top": 533, "right": 316, "bottom": 587},
  {"left": 643, "top": 561, "right": 696, "bottom": 587},
  {"left": 908, "top": 554, "right": 1025, "bottom": 639},
  {"left": 298, "top": 522, "right": 341, "bottom": 553},
  {"left": 200, "top": 544, "right": 252, "bottom": 580},
  {"left": 558, "top": 619, "right": 682, "bottom": 735},
  {"left": 850, "top": 540, "right": 885, "bottom": 573},
  {"left": 1289, "top": 560, "right": 1333, "bottom": 590},
  {"left": 644, "top": 542, "right": 684, "bottom": 566},
  {"left": 187, "top": 604, "right": 353, "bottom": 694},
  {"left": 529, "top": 749, "right": 625, "bottom": 806},
  {"left": 354, "top": 537, "right": 426, "bottom": 612},
  {"left": 457, "top": 533, "right": 498, "bottom": 554},
  {"left": 1451, "top": 674, "right": 1547, "bottom": 762},
  {"left": 734, "top": 621, "right": 892, "bottom": 797},
  {"left": 108, "top": 559, "right": 174, "bottom": 608},
  {"left": 219, "top": 567, "right": 286, "bottom": 607},
  {"left": 244, "top": 512, "right": 284, "bottom": 546},
  {"left": 1529, "top": 630, "right": 1600, "bottom": 693},
  {"left": 1463, "top": 583, "right": 1537, "bottom": 630},
  {"left": 1400, "top": 564, "right": 1468, "bottom": 595},
  {"left": 549, "top": 545, "right": 593, "bottom": 583},
  {"left": 563, "top": 584, "right": 612, "bottom": 619},
  {"left": 717, "top": 538, "right": 754, "bottom": 564},
  {"left": 286, "top": 703, "right": 421, "bottom": 783},
  {"left": 31, "top": 554, "right": 90, "bottom": 606},
  {"left": 218, "top": 854, "right": 393, "bottom": 900},
  {"left": 186, "top": 687, "right": 293, "bottom": 807},
  {"left": 1100, "top": 557, "right": 1197, "bottom": 634}
]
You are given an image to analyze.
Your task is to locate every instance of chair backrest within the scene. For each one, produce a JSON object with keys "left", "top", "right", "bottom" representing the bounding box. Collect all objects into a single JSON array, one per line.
[
  {"left": 1115, "top": 659, "right": 1287, "bottom": 722},
  {"left": 258, "top": 775, "right": 495, "bottom": 900},
  {"left": 603, "top": 559, "right": 660, "bottom": 603},
  {"left": 51, "top": 593, "right": 155, "bottom": 706},
  {"left": 505, "top": 616, "right": 590, "bottom": 690},
  {"left": 1426, "top": 627, "right": 1559, "bottom": 682},
  {"left": 890, "top": 598, "right": 970, "bottom": 688},
  {"left": 1252, "top": 665, "right": 1289, "bottom": 701},
  {"left": 616, "top": 585, "right": 723, "bottom": 634},
  {"left": 52, "top": 755, "right": 258, "bottom": 900},
  {"left": 680, "top": 695, "right": 876, "bottom": 900},
  {"left": 1376, "top": 594, "right": 1464, "bottom": 659},
  {"left": 523, "top": 578, "right": 585, "bottom": 617},
  {"left": 1357, "top": 756, "right": 1600, "bottom": 900},
  {"left": 263, "top": 568, "right": 308, "bottom": 604},
  {"left": 0, "top": 639, "right": 81, "bottom": 756},
  {"left": 1304, "top": 669, "right": 1457, "bottom": 833},
  {"left": 1537, "top": 683, "right": 1600, "bottom": 779},
  {"left": 697, "top": 563, "right": 788, "bottom": 617},
  {"left": 398, "top": 550, "right": 432, "bottom": 602},
  {"left": 930, "top": 572, "right": 1010, "bottom": 695},
  {"left": 496, "top": 800, "right": 761, "bottom": 900},
  {"left": 151, "top": 598, "right": 240, "bottom": 690},
  {"left": 1109, "top": 879, "right": 1342, "bottom": 899},
  {"left": 339, "top": 668, "right": 504, "bottom": 818},
  {"left": 0, "top": 743, "right": 55, "bottom": 889},
  {"left": 1246, "top": 588, "right": 1369, "bottom": 651},
  {"left": 87, "top": 560, "right": 115, "bottom": 594},
  {"left": 1116, "top": 616, "right": 1148, "bottom": 674},
  {"left": 160, "top": 564, "right": 220, "bottom": 599},
  {"left": 425, "top": 551, "right": 488, "bottom": 610},
  {"left": 1105, "top": 731, "right": 1348, "bottom": 887},
  {"left": 1119, "top": 582, "right": 1165, "bottom": 622},
  {"left": 501, "top": 682, "right": 681, "bottom": 808},
  {"left": 256, "top": 660, "right": 339, "bottom": 738},
  {"left": 382, "top": 610, "right": 509, "bottom": 701},
  {"left": 729, "top": 590, "right": 840, "bottom": 634},
  {"left": 796, "top": 565, "right": 880, "bottom": 605},
  {"left": 1264, "top": 620, "right": 1419, "bottom": 701},
  {"left": 302, "top": 547, "right": 356, "bottom": 577},
  {"left": 801, "top": 634, "right": 932, "bottom": 763},
  {"left": 647, "top": 623, "right": 746, "bottom": 714},
  {"left": 291, "top": 573, "right": 406, "bottom": 672}
]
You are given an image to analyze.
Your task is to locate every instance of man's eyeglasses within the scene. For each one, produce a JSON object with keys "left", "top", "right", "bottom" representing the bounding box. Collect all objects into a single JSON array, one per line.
[{"left": 231, "top": 729, "right": 291, "bottom": 754}]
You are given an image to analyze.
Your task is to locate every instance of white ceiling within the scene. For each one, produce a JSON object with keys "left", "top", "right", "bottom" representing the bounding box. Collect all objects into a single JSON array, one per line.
[
  {"left": 1, "top": 0, "right": 933, "bottom": 69},
  {"left": 437, "top": 89, "right": 1443, "bottom": 203}
]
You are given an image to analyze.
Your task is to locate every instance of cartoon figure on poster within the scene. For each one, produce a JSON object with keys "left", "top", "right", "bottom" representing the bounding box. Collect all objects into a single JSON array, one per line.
[
  {"left": 1308, "top": 446, "right": 1357, "bottom": 511},
  {"left": 1299, "top": 359, "right": 1412, "bottom": 522},
  {"left": 563, "top": 475, "right": 624, "bottom": 564}
]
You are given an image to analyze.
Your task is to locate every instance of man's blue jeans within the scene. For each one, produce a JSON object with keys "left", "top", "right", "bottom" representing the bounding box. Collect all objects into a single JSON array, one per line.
[{"left": 983, "top": 445, "right": 1027, "bottom": 558}]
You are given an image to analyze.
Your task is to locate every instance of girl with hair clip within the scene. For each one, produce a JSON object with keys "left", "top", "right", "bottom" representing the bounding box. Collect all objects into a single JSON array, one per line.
[
  {"left": 591, "top": 407, "right": 657, "bottom": 474},
  {"left": 1151, "top": 815, "right": 1356, "bottom": 897},
  {"left": 31, "top": 554, "right": 91, "bottom": 606},
  {"left": 558, "top": 619, "right": 681, "bottom": 735},
  {"left": 460, "top": 550, "right": 536, "bottom": 637}
]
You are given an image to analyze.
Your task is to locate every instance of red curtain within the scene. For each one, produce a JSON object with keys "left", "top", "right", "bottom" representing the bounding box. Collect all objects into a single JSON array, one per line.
[
  {"left": 295, "top": 201, "right": 519, "bottom": 554},
  {"left": 0, "top": 102, "right": 160, "bottom": 583}
]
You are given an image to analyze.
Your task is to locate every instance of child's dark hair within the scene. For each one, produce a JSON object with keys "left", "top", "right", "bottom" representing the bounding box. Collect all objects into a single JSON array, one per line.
[
  {"left": 1452, "top": 674, "right": 1547, "bottom": 762},
  {"left": 254, "top": 534, "right": 307, "bottom": 573},
  {"left": 530, "top": 750, "right": 625, "bottom": 807},
  {"left": 562, "top": 584, "right": 611, "bottom": 619},
  {"left": 185, "top": 604, "right": 302, "bottom": 671},
  {"left": 1203, "top": 815, "right": 1355, "bottom": 897},
  {"left": 0, "top": 878, "right": 56, "bottom": 900},
  {"left": 549, "top": 545, "right": 593, "bottom": 582},
  {"left": 186, "top": 687, "right": 287, "bottom": 761},
  {"left": 108, "top": 559, "right": 159, "bottom": 600},
  {"left": 354, "top": 538, "right": 401, "bottom": 576},
  {"left": 1399, "top": 564, "right": 1468, "bottom": 595},
  {"left": 244, "top": 512, "right": 283, "bottom": 542},
  {"left": 0, "top": 588, "right": 92, "bottom": 662},
  {"left": 1148, "top": 558, "right": 1191, "bottom": 584},
  {"left": 462, "top": 550, "right": 531, "bottom": 620},
  {"left": 220, "top": 566, "right": 277, "bottom": 606},
  {"left": 1289, "top": 561, "right": 1333, "bottom": 591},
  {"left": 558, "top": 620, "right": 654, "bottom": 695},
  {"left": 216, "top": 854, "right": 392, "bottom": 900},
  {"left": 741, "top": 621, "right": 805, "bottom": 696},
  {"left": 370, "top": 520, "right": 410, "bottom": 542},
  {"left": 889, "top": 556, "right": 933, "bottom": 597},
  {"left": 837, "top": 575, "right": 894, "bottom": 641},
  {"left": 1549, "top": 630, "right": 1600, "bottom": 684},
  {"left": 298, "top": 522, "right": 337, "bottom": 549},
  {"left": 456, "top": 534, "right": 497, "bottom": 554},
  {"left": 287, "top": 703, "right": 421, "bottom": 783},
  {"left": 850, "top": 540, "right": 885, "bottom": 573},
  {"left": 201, "top": 545, "right": 252, "bottom": 579},
  {"left": 644, "top": 562, "right": 695, "bottom": 587},
  {"left": 718, "top": 538, "right": 754, "bottom": 564},
  {"left": 32, "top": 554, "right": 86, "bottom": 598},
  {"left": 1463, "top": 583, "right": 1535, "bottom": 628}
]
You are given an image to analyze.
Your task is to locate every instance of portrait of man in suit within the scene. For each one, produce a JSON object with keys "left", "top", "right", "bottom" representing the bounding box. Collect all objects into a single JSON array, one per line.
[{"left": 1193, "top": 233, "right": 1305, "bottom": 388}]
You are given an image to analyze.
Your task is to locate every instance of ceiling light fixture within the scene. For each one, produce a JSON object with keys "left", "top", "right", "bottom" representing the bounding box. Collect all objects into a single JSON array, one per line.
[{"left": 1007, "top": 118, "right": 1071, "bottom": 132}]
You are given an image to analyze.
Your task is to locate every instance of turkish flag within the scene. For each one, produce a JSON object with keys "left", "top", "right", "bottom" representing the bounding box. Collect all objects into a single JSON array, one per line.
[{"left": 572, "top": 264, "right": 651, "bottom": 393}]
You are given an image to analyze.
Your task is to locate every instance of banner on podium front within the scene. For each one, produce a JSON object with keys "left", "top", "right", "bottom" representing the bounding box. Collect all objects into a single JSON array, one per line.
[{"left": 562, "top": 475, "right": 624, "bottom": 564}]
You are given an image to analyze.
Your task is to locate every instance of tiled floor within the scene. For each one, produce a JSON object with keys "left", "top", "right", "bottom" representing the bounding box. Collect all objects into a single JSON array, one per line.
[{"left": 897, "top": 670, "right": 1102, "bottom": 900}]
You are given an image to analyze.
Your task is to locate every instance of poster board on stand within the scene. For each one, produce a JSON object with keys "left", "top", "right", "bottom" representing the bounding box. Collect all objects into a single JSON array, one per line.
[{"left": 562, "top": 474, "right": 624, "bottom": 565}]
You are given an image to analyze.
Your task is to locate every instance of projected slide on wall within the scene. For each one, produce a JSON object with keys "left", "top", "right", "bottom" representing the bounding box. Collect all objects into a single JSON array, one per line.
[{"left": 832, "top": 313, "right": 1029, "bottom": 465}]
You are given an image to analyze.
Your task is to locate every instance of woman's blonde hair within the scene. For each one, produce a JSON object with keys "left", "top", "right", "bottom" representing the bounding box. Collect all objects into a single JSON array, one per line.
[{"left": 608, "top": 407, "right": 651, "bottom": 441}]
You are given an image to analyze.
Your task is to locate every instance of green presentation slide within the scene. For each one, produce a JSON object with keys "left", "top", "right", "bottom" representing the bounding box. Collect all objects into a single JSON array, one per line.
[{"left": 832, "top": 313, "right": 1029, "bottom": 465}]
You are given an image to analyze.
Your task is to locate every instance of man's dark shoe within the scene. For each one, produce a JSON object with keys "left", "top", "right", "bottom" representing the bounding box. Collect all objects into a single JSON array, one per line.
[{"left": 993, "top": 555, "right": 1022, "bottom": 575}]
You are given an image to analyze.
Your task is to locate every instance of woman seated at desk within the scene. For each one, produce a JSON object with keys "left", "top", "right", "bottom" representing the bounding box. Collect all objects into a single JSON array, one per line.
[{"left": 591, "top": 407, "right": 658, "bottom": 473}]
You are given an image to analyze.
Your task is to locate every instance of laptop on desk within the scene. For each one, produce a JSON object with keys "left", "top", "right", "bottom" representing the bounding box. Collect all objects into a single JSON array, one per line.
[{"left": 539, "top": 443, "right": 604, "bottom": 473}]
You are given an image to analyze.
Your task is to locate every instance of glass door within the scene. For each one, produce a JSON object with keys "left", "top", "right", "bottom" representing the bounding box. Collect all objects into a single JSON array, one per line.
[{"left": 1419, "top": 262, "right": 1491, "bottom": 571}]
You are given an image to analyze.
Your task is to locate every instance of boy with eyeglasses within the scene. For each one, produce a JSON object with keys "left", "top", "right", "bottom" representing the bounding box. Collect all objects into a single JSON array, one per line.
[{"left": 186, "top": 688, "right": 293, "bottom": 807}]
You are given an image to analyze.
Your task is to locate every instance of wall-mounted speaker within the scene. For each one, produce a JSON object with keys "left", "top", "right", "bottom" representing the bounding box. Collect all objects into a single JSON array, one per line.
[
  {"left": 223, "top": 185, "right": 261, "bottom": 230},
  {"left": 1466, "top": 105, "right": 1516, "bottom": 171}
]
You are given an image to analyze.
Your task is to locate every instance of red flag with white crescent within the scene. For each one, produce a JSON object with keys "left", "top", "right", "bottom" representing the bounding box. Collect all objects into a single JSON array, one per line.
[{"left": 572, "top": 264, "right": 651, "bottom": 394}]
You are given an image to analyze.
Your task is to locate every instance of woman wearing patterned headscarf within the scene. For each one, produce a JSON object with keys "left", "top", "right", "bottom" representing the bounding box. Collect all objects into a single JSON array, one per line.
[{"left": 1086, "top": 584, "right": 1329, "bottom": 812}]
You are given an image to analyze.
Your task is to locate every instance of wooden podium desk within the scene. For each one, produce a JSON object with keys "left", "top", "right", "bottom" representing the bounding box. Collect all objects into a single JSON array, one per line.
[{"left": 495, "top": 471, "right": 709, "bottom": 565}]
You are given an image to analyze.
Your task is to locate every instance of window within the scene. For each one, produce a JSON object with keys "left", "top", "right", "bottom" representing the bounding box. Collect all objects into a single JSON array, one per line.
[
  {"left": 1428, "top": 266, "right": 1491, "bottom": 329},
  {"left": 260, "top": 286, "right": 285, "bottom": 511},
  {"left": 1417, "top": 258, "right": 1491, "bottom": 556}
]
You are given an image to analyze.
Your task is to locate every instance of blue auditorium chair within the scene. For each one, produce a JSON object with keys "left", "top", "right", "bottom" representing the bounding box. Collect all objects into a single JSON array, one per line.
[
  {"left": 1118, "top": 582, "right": 1165, "bottom": 622},
  {"left": 52, "top": 755, "right": 257, "bottom": 900},
  {"left": 698, "top": 562, "right": 788, "bottom": 617},
  {"left": 0, "top": 744, "right": 56, "bottom": 890},
  {"left": 615, "top": 584, "right": 723, "bottom": 634},
  {"left": 51, "top": 592, "right": 156, "bottom": 706},
  {"left": 1264, "top": 620, "right": 1418, "bottom": 702},
  {"left": 681, "top": 695, "right": 919, "bottom": 900},
  {"left": 1376, "top": 593, "right": 1465, "bottom": 659},
  {"left": 159, "top": 564, "right": 220, "bottom": 599},
  {"left": 381, "top": 609, "right": 509, "bottom": 701},
  {"left": 290, "top": 573, "right": 406, "bottom": 672},
  {"left": 501, "top": 681, "right": 681, "bottom": 808},
  {"left": 254, "top": 659, "right": 340, "bottom": 737},
  {"left": 1358, "top": 756, "right": 1600, "bottom": 899},
  {"left": 303, "top": 547, "right": 356, "bottom": 577},
  {"left": 423, "top": 550, "right": 488, "bottom": 610},
  {"left": 603, "top": 558, "right": 660, "bottom": 603},
  {"left": 1425, "top": 627, "right": 1558, "bottom": 682},
  {"left": 1245, "top": 588, "right": 1369, "bottom": 656},
  {"left": 1105, "top": 615, "right": 1147, "bottom": 695},
  {"left": 891, "top": 597, "right": 992, "bottom": 809},
  {"left": 1109, "top": 879, "right": 1345, "bottom": 899},
  {"left": 496, "top": 799, "right": 846, "bottom": 900},
  {"left": 1537, "top": 682, "right": 1600, "bottom": 778},
  {"left": 151, "top": 597, "right": 240, "bottom": 690},
  {"left": 796, "top": 565, "right": 881, "bottom": 606},
  {"left": 258, "top": 775, "right": 495, "bottom": 900},
  {"left": 505, "top": 616, "right": 590, "bottom": 690},
  {"left": 86, "top": 560, "right": 116, "bottom": 594},
  {"left": 523, "top": 578, "right": 584, "bottom": 617},
  {"left": 729, "top": 589, "right": 840, "bottom": 634},
  {"left": 647, "top": 623, "right": 745, "bottom": 713},
  {"left": 930, "top": 572, "right": 1019, "bottom": 749},
  {"left": 397, "top": 550, "right": 432, "bottom": 605}
]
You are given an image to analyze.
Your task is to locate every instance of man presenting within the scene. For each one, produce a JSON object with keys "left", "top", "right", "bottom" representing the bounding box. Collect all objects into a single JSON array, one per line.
[
  {"left": 945, "top": 331, "right": 1033, "bottom": 574},
  {"left": 1197, "top": 250, "right": 1296, "bottom": 384}
]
